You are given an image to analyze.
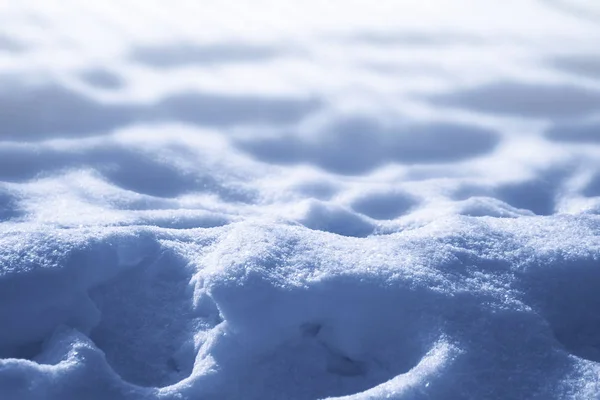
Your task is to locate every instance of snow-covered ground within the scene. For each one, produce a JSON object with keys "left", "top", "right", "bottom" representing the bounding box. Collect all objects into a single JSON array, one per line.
[{"left": 1, "top": 1, "right": 600, "bottom": 399}]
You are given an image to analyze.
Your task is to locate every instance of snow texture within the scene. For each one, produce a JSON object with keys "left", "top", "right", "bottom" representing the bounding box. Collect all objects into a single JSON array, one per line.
[{"left": 1, "top": 1, "right": 600, "bottom": 399}]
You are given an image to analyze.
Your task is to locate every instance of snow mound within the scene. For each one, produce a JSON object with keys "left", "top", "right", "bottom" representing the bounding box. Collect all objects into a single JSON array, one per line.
[
  {"left": 2, "top": 217, "right": 600, "bottom": 399},
  {"left": 2, "top": 0, "right": 600, "bottom": 398}
]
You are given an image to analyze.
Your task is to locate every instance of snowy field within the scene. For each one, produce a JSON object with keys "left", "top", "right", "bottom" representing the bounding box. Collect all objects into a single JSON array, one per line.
[{"left": 1, "top": 1, "right": 600, "bottom": 399}]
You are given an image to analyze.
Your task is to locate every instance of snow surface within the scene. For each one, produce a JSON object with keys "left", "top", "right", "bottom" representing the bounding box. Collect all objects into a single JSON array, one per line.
[{"left": 1, "top": 1, "right": 600, "bottom": 399}]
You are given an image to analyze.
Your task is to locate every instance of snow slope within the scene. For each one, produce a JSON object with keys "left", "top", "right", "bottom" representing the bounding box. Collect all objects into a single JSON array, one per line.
[{"left": 1, "top": 1, "right": 600, "bottom": 399}]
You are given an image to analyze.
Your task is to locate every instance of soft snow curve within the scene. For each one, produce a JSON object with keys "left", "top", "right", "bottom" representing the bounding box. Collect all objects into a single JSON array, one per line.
[{"left": 1, "top": 1, "right": 600, "bottom": 399}]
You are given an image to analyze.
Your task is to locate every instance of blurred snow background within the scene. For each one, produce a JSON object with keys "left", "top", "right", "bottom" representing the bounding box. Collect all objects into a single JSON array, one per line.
[{"left": 1, "top": 1, "right": 600, "bottom": 399}]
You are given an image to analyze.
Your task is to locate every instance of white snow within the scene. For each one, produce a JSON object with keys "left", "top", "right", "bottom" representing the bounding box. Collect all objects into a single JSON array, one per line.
[{"left": 1, "top": 1, "right": 600, "bottom": 399}]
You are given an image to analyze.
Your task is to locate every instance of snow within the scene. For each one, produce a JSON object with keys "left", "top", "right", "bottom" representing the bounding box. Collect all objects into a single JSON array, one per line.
[{"left": 1, "top": 1, "right": 600, "bottom": 399}]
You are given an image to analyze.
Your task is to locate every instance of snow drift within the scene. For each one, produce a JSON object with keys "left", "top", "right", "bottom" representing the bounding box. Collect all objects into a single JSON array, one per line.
[{"left": 2, "top": 0, "right": 600, "bottom": 399}]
